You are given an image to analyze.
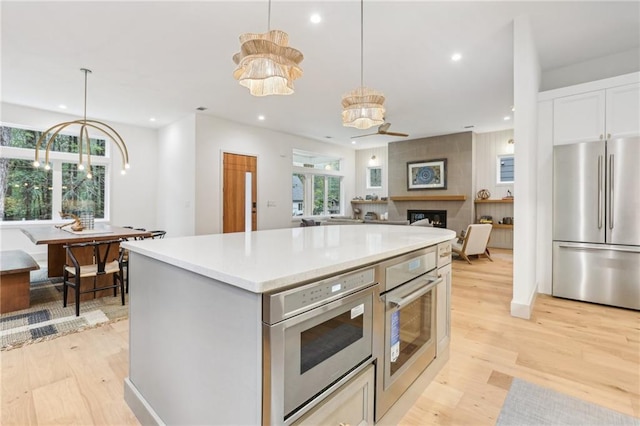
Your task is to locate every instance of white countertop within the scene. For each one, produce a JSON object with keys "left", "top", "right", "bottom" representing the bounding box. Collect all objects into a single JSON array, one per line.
[{"left": 122, "top": 225, "right": 456, "bottom": 293}]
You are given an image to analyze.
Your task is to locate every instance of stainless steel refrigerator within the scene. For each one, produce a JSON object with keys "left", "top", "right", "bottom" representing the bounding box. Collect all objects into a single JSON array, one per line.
[{"left": 553, "top": 136, "right": 640, "bottom": 310}]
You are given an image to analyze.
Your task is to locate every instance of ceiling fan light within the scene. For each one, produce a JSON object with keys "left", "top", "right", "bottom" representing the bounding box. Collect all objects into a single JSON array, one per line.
[{"left": 233, "top": 30, "right": 303, "bottom": 96}]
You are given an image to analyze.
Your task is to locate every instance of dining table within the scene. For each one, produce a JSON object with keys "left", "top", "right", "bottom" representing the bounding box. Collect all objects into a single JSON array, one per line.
[
  {"left": 21, "top": 224, "right": 151, "bottom": 303},
  {"left": 22, "top": 224, "right": 151, "bottom": 278}
]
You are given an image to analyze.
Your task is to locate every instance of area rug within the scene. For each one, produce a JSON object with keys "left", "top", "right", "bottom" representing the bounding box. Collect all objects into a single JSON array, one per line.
[
  {"left": 1, "top": 276, "right": 128, "bottom": 351},
  {"left": 497, "top": 378, "right": 640, "bottom": 425}
]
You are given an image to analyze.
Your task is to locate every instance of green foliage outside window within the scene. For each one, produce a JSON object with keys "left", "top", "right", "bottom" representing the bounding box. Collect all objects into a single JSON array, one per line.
[
  {"left": 313, "top": 176, "right": 341, "bottom": 215},
  {"left": 1, "top": 126, "right": 107, "bottom": 221},
  {"left": 2, "top": 159, "right": 52, "bottom": 220}
]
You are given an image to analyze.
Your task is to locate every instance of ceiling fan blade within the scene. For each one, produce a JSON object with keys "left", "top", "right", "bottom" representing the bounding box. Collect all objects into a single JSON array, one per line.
[
  {"left": 351, "top": 132, "right": 379, "bottom": 139},
  {"left": 382, "top": 131, "right": 409, "bottom": 137}
]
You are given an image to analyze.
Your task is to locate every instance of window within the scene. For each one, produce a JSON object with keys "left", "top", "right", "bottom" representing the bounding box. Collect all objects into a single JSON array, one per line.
[
  {"left": 1, "top": 125, "right": 110, "bottom": 222},
  {"left": 497, "top": 155, "right": 514, "bottom": 184},
  {"left": 292, "top": 150, "right": 343, "bottom": 217},
  {"left": 366, "top": 166, "right": 382, "bottom": 189}
]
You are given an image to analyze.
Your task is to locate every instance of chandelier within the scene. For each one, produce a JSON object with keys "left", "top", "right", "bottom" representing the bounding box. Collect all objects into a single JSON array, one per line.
[
  {"left": 342, "top": 0, "right": 385, "bottom": 130},
  {"left": 33, "top": 68, "right": 130, "bottom": 179},
  {"left": 232, "top": 0, "right": 303, "bottom": 96}
]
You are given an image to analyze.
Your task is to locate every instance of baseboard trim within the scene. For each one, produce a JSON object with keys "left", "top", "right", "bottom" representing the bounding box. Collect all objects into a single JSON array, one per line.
[
  {"left": 510, "top": 283, "right": 538, "bottom": 319},
  {"left": 124, "top": 377, "right": 165, "bottom": 426}
]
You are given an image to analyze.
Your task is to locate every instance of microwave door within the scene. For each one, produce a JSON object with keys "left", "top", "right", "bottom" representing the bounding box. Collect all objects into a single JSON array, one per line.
[
  {"left": 606, "top": 137, "right": 640, "bottom": 246},
  {"left": 553, "top": 141, "right": 606, "bottom": 243}
]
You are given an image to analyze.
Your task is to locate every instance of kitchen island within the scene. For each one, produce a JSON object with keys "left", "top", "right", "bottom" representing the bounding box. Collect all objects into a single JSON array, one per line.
[{"left": 122, "top": 224, "right": 455, "bottom": 425}]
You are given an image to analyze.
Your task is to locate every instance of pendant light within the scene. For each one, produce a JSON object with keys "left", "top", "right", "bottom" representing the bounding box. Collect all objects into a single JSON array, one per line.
[
  {"left": 33, "top": 68, "right": 130, "bottom": 178},
  {"left": 232, "top": 0, "right": 304, "bottom": 96},
  {"left": 342, "top": 0, "right": 385, "bottom": 129}
]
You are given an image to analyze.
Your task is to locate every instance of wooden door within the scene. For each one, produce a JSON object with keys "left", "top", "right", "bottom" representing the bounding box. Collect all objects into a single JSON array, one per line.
[{"left": 223, "top": 153, "right": 257, "bottom": 233}]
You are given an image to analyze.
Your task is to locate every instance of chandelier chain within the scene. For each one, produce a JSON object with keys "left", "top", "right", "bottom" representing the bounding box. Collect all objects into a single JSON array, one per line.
[{"left": 83, "top": 69, "right": 88, "bottom": 121}]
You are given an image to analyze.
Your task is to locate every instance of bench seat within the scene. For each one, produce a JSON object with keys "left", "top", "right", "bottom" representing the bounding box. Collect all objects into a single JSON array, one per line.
[{"left": 1, "top": 250, "right": 40, "bottom": 314}]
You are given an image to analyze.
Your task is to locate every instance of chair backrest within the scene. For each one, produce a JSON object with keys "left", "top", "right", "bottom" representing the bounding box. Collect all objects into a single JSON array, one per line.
[
  {"left": 64, "top": 240, "right": 123, "bottom": 274},
  {"left": 148, "top": 230, "right": 166, "bottom": 239},
  {"left": 461, "top": 224, "right": 492, "bottom": 255},
  {"left": 300, "top": 219, "right": 318, "bottom": 227}
]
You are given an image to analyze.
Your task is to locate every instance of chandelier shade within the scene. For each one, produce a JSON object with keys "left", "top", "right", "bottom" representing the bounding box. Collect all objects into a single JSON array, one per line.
[
  {"left": 232, "top": 3, "right": 303, "bottom": 97},
  {"left": 342, "top": 0, "right": 385, "bottom": 130},
  {"left": 33, "top": 69, "right": 130, "bottom": 178},
  {"left": 341, "top": 86, "right": 386, "bottom": 129}
]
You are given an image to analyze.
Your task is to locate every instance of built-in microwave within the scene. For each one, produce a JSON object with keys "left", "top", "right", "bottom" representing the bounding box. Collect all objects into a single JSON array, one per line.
[{"left": 262, "top": 267, "right": 378, "bottom": 425}]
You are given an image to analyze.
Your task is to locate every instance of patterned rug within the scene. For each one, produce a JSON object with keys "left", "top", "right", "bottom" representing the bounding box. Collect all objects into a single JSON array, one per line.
[
  {"left": 497, "top": 378, "right": 639, "bottom": 425},
  {"left": 1, "top": 273, "right": 128, "bottom": 351}
]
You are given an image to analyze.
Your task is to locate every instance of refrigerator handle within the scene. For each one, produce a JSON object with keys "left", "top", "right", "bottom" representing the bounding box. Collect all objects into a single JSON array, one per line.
[
  {"left": 598, "top": 155, "right": 603, "bottom": 229},
  {"left": 609, "top": 154, "right": 614, "bottom": 230}
]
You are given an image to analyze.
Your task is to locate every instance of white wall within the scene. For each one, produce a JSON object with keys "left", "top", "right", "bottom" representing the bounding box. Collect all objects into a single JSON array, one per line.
[
  {"left": 157, "top": 115, "right": 196, "bottom": 237},
  {"left": 474, "top": 129, "right": 514, "bottom": 199},
  {"left": 193, "top": 114, "right": 356, "bottom": 234},
  {"left": 512, "top": 16, "right": 540, "bottom": 319},
  {"left": 355, "top": 146, "right": 388, "bottom": 200},
  {"left": 541, "top": 48, "right": 640, "bottom": 92},
  {"left": 0, "top": 103, "right": 158, "bottom": 261},
  {"left": 536, "top": 100, "right": 553, "bottom": 295},
  {"left": 474, "top": 129, "right": 515, "bottom": 249}
]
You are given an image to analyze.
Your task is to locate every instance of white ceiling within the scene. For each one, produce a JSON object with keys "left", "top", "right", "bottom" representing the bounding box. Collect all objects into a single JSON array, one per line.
[{"left": 2, "top": 1, "right": 639, "bottom": 150}]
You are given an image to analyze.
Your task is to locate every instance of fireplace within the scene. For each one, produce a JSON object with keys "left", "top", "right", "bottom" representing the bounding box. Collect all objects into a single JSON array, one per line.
[{"left": 407, "top": 210, "right": 447, "bottom": 228}]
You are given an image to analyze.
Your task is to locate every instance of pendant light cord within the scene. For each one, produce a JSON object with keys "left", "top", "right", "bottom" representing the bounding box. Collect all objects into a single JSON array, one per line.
[
  {"left": 360, "top": 0, "right": 364, "bottom": 92},
  {"left": 267, "top": 0, "right": 271, "bottom": 32}
]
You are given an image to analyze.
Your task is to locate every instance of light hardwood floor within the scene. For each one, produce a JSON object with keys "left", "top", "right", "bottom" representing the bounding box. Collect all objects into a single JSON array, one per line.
[{"left": 1, "top": 249, "right": 638, "bottom": 425}]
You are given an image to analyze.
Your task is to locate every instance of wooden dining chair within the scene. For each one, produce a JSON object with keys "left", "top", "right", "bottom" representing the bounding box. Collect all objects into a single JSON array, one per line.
[
  {"left": 148, "top": 230, "right": 166, "bottom": 239},
  {"left": 63, "top": 240, "right": 125, "bottom": 317}
]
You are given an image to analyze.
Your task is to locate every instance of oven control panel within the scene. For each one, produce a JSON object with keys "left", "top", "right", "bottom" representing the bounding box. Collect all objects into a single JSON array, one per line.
[{"left": 264, "top": 267, "right": 375, "bottom": 324}]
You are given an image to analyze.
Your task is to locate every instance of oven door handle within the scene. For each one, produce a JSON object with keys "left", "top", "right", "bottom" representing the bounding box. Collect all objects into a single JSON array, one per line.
[{"left": 387, "top": 276, "right": 442, "bottom": 309}]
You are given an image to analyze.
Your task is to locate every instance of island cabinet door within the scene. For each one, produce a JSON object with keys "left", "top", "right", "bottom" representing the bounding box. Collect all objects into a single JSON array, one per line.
[{"left": 292, "top": 364, "right": 374, "bottom": 426}]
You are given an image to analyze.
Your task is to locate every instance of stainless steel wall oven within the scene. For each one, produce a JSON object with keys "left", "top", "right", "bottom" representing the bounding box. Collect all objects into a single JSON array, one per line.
[
  {"left": 262, "top": 266, "right": 378, "bottom": 425},
  {"left": 374, "top": 246, "right": 441, "bottom": 420}
]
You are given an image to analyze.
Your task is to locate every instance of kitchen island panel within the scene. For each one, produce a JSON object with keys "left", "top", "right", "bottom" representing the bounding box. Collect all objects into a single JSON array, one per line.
[{"left": 126, "top": 252, "right": 263, "bottom": 425}]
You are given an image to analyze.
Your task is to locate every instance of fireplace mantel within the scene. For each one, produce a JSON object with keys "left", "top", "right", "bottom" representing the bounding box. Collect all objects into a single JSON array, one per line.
[{"left": 390, "top": 195, "right": 467, "bottom": 202}]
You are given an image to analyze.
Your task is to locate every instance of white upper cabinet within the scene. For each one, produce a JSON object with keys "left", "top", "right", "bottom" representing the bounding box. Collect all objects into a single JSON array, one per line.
[
  {"left": 606, "top": 83, "right": 640, "bottom": 139},
  {"left": 553, "top": 82, "right": 640, "bottom": 146},
  {"left": 553, "top": 90, "right": 605, "bottom": 145}
]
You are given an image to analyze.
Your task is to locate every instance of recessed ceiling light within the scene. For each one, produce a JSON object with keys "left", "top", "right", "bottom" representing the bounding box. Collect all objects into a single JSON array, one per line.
[
  {"left": 504, "top": 116, "right": 511, "bottom": 121},
  {"left": 149, "top": 117, "right": 156, "bottom": 122},
  {"left": 258, "top": 115, "right": 265, "bottom": 121},
  {"left": 58, "top": 104, "right": 67, "bottom": 109},
  {"left": 351, "top": 140, "right": 356, "bottom": 145},
  {"left": 451, "top": 53, "right": 462, "bottom": 62},
  {"left": 310, "top": 14, "right": 322, "bottom": 24}
]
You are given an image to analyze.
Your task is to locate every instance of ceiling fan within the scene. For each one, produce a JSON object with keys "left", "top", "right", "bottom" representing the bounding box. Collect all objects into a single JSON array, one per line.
[{"left": 351, "top": 123, "right": 409, "bottom": 139}]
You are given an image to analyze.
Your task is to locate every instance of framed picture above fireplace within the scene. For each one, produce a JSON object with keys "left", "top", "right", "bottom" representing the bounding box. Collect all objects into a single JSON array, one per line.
[{"left": 407, "top": 159, "right": 447, "bottom": 190}]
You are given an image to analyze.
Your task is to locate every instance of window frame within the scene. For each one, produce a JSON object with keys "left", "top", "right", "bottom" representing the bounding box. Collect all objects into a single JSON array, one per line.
[
  {"left": 496, "top": 154, "right": 514, "bottom": 185},
  {"left": 292, "top": 164, "right": 344, "bottom": 219},
  {"left": 0, "top": 123, "right": 112, "bottom": 226},
  {"left": 366, "top": 166, "right": 382, "bottom": 189}
]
